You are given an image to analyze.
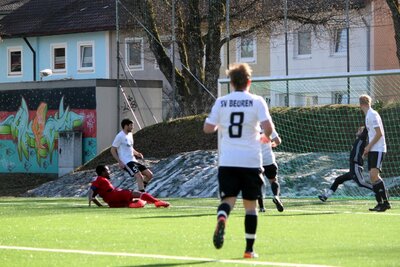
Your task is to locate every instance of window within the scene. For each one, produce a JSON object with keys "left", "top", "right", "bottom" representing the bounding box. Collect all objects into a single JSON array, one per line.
[
  {"left": 51, "top": 44, "right": 67, "bottom": 72},
  {"left": 297, "top": 31, "right": 311, "bottom": 55},
  {"left": 78, "top": 41, "right": 94, "bottom": 71},
  {"left": 126, "top": 38, "right": 143, "bottom": 70},
  {"left": 237, "top": 36, "right": 256, "bottom": 63},
  {"left": 8, "top": 47, "right": 22, "bottom": 75},
  {"left": 333, "top": 28, "right": 347, "bottom": 54}
]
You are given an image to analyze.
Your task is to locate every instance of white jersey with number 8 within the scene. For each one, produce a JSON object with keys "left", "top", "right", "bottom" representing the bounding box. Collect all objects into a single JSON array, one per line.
[{"left": 206, "top": 91, "right": 271, "bottom": 168}]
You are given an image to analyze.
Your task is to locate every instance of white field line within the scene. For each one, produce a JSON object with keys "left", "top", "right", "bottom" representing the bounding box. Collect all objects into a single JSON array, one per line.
[
  {"left": 174, "top": 206, "right": 400, "bottom": 216},
  {"left": 0, "top": 245, "right": 337, "bottom": 267},
  {"left": 0, "top": 202, "right": 398, "bottom": 216}
]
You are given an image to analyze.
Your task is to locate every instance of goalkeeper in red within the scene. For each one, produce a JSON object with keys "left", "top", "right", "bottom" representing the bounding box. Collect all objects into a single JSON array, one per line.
[
  {"left": 88, "top": 165, "right": 169, "bottom": 208},
  {"left": 318, "top": 126, "right": 376, "bottom": 202},
  {"left": 204, "top": 63, "right": 274, "bottom": 259}
]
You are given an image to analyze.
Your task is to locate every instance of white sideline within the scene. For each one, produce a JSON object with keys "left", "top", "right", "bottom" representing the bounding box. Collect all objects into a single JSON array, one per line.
[
  {"left": 0, "top": 202, "right": 398, "bottom": 216},
  {"left": 0, "top": 245, "right": 336, "bottom": 267}
]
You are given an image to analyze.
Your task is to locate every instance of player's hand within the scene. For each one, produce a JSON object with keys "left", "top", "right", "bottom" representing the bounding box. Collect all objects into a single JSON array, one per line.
[
  {"left": 136, "top": 153, "right": 144, "bottom": 159},
  {"left": 260, "top": 134, "right": 271, "bottom": 144},
  {"left": 363, "top": 145, "right": 370, "bottom": 157},
  {"left": 118, "top": 161, "right": 125, "bottom": 169}
]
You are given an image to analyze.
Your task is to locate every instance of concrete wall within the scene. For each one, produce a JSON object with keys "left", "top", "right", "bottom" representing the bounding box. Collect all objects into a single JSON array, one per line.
[
  {"left": 95, "top": 79, "right": 163, "bottom": 154},
  {"left": 371, "top": 0, "right": 400, "bottom": 71},
  {"left": 96, "top": 83, "right": 119, "bottom": 155},
  {"left": 118, "top": 80, "right": 163, "bottom": 133}
]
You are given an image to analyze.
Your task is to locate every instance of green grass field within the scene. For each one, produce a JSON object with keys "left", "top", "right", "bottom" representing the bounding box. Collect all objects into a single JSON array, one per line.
[{"left": 0, "top": 198, "right": 398, "bottom": 267}]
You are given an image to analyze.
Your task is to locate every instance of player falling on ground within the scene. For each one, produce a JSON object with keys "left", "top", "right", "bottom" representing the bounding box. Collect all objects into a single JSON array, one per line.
[
  {"left": 258, "top": 130, "right": 284, "bottom": 212},
  {"left": 88, "top": 165, "right": 169, "bottom": 208},
  {"left": 318, "top": 126, "right": 377, "bottom": 202}
]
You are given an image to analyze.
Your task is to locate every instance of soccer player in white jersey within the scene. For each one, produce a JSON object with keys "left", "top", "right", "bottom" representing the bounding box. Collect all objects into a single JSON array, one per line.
[
  {"left": 203, "top": 63, "right": 275, "bottom": 258},
  {"left": 110, "top": 118, "right": 153, "bottom": 192},
  {"left": 359, "top": 95, "right": 391, "bottom": 212},
  {"left": 258, "top": 130, "right": 283, "bottom": 212}
]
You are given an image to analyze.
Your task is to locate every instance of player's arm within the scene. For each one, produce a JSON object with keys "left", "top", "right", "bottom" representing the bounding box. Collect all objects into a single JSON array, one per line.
[
  {"left": 133, "top": 149, "right": 143, "bottom": 159},
  {"left": 260, "top": 119, "right": 274, "bottom": 140},
  {"left": 203, "top": 122, "right": 218, "bottom": 133},
  {"left": 204, "top": 100, "right": 219, "bottom": 134},
  {"left": 271, "top": 135, "right": 281, "bottom": 148},
  {"left": 258, "top": 97, "right": 275, "bottom": 138},
  {"left": 110, "top": 146, "right": 125, "bottom": 169},
  {"left": 88, "top": 188, "right": 103, "bottom": 207},
  {"left": 363, "top": 126, "right": 382, "bottom": 156},
  {"left": 203, "top": 110, "right": 218, "bottom": 133}
]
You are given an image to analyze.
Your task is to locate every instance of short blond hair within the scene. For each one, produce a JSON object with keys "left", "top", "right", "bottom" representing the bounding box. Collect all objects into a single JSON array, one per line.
[
  {"left": 359, "top": 94, "right": 371, "bottom": 106},
  {"left": 226, "top": 63, "right": 252, "bottom": 91}
]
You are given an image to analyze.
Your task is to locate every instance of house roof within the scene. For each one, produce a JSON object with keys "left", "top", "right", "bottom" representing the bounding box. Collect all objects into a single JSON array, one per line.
[
  {"left": 0, "top": 0, "right": 29, "bottom": 14},
  {"left": 0, "top": 0, "right": 366, "bottom": 39},
  {"left": 0, "top": 0, "right": 115, "bottom": 38}
]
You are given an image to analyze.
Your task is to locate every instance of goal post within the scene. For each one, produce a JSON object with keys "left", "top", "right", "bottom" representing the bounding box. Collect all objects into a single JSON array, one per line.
[{"left": 218, "top": 70, "right": 400, "bottom": 199}]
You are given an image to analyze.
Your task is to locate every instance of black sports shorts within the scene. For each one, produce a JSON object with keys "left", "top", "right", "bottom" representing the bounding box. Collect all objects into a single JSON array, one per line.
[
  {"left": 124, "top": 161, "right": 148, "bottom": 176},
  {"left": 368, "top": 151, "right": 385, "bottom": 172},
  {"left": 263, "top": 163, "right": 278, "bottom": 180},
  {"left": 217, "top": 166, "right": 264, "bottom": 200}
]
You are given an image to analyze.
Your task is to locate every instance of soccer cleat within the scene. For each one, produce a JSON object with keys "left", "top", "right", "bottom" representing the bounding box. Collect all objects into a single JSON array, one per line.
[
  {"left": 128, "top": 199, "right": 146, "bottom": 208},
  {"left": 318, "top": 195, "right": 328, "bottom": 202},
  {"left": 272, "top": 197, "right": 284, "bottom": 212},
  {"left": 375, "top": 202, "right": 391, "bottom": 212},
  {"left": 213, "top": 217, "right": 226, "bottom": 249},
  {"left": 259, "top": 207, "right": 266, "bottom": 213},
  {"left": 369, "top": 203, "right": 391, "bottom": 212},
  {"left": 243, "top": 251, "right": 259, "bottom": 258},
  {"left": 369, "top": 204, "right": 381, "bottom": 211},
  {"left": 154, "top": 200, "right": 170, "bottom": 208}
]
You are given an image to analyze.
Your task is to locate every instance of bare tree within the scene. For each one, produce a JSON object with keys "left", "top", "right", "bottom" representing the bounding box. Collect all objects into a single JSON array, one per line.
[
  {"left": 121, "top": 0, "right": 359, "bottom": 116},
  {"left": 386, "top": 0, "right": 400, "bottom": 63}
]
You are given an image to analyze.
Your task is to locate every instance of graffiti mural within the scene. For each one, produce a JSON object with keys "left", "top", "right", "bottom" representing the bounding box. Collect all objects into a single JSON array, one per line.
[{"left": 0, "top": 87, "right": 97, "bottom": 173}]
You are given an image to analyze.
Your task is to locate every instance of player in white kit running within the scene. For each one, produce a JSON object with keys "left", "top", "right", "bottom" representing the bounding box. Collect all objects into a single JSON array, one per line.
[{"left": 204, "top": 63, "right": 275, "bottom": 258}]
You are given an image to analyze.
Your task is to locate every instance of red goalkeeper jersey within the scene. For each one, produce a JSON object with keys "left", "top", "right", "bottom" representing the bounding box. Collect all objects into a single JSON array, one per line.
[{"left": 91, "top": 176, "right": 133, "bottom": 207}]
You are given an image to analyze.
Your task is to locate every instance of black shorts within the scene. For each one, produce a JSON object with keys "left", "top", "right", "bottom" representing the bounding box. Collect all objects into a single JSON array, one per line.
[
  {"left": 263, "top": 163, "right": 278, "bottom": 180},
  {"left": 124, "top": 161, "right": 148, "bottom": 176},
  {"left": 218, "top": 166, "right": 264, "bottom": 200},
  {"left": 368, "top": 151, "right": 385, "bottom": 172}
]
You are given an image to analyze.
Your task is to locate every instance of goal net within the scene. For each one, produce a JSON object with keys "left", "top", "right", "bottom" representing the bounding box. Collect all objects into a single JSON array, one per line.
[{"left": 218, "top": 70, "right": 400, "bottom": 199}]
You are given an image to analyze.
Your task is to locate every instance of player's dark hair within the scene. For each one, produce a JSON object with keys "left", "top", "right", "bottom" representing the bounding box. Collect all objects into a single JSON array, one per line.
[
  {"left": 226, "top": 63, "right": 252, "bottom": 91},
  {"left": 96, "top": 165, "right": 107, "bottom": 176},
  {"left": 121, "top": 118, "right": 134, "bottom": 129}
]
